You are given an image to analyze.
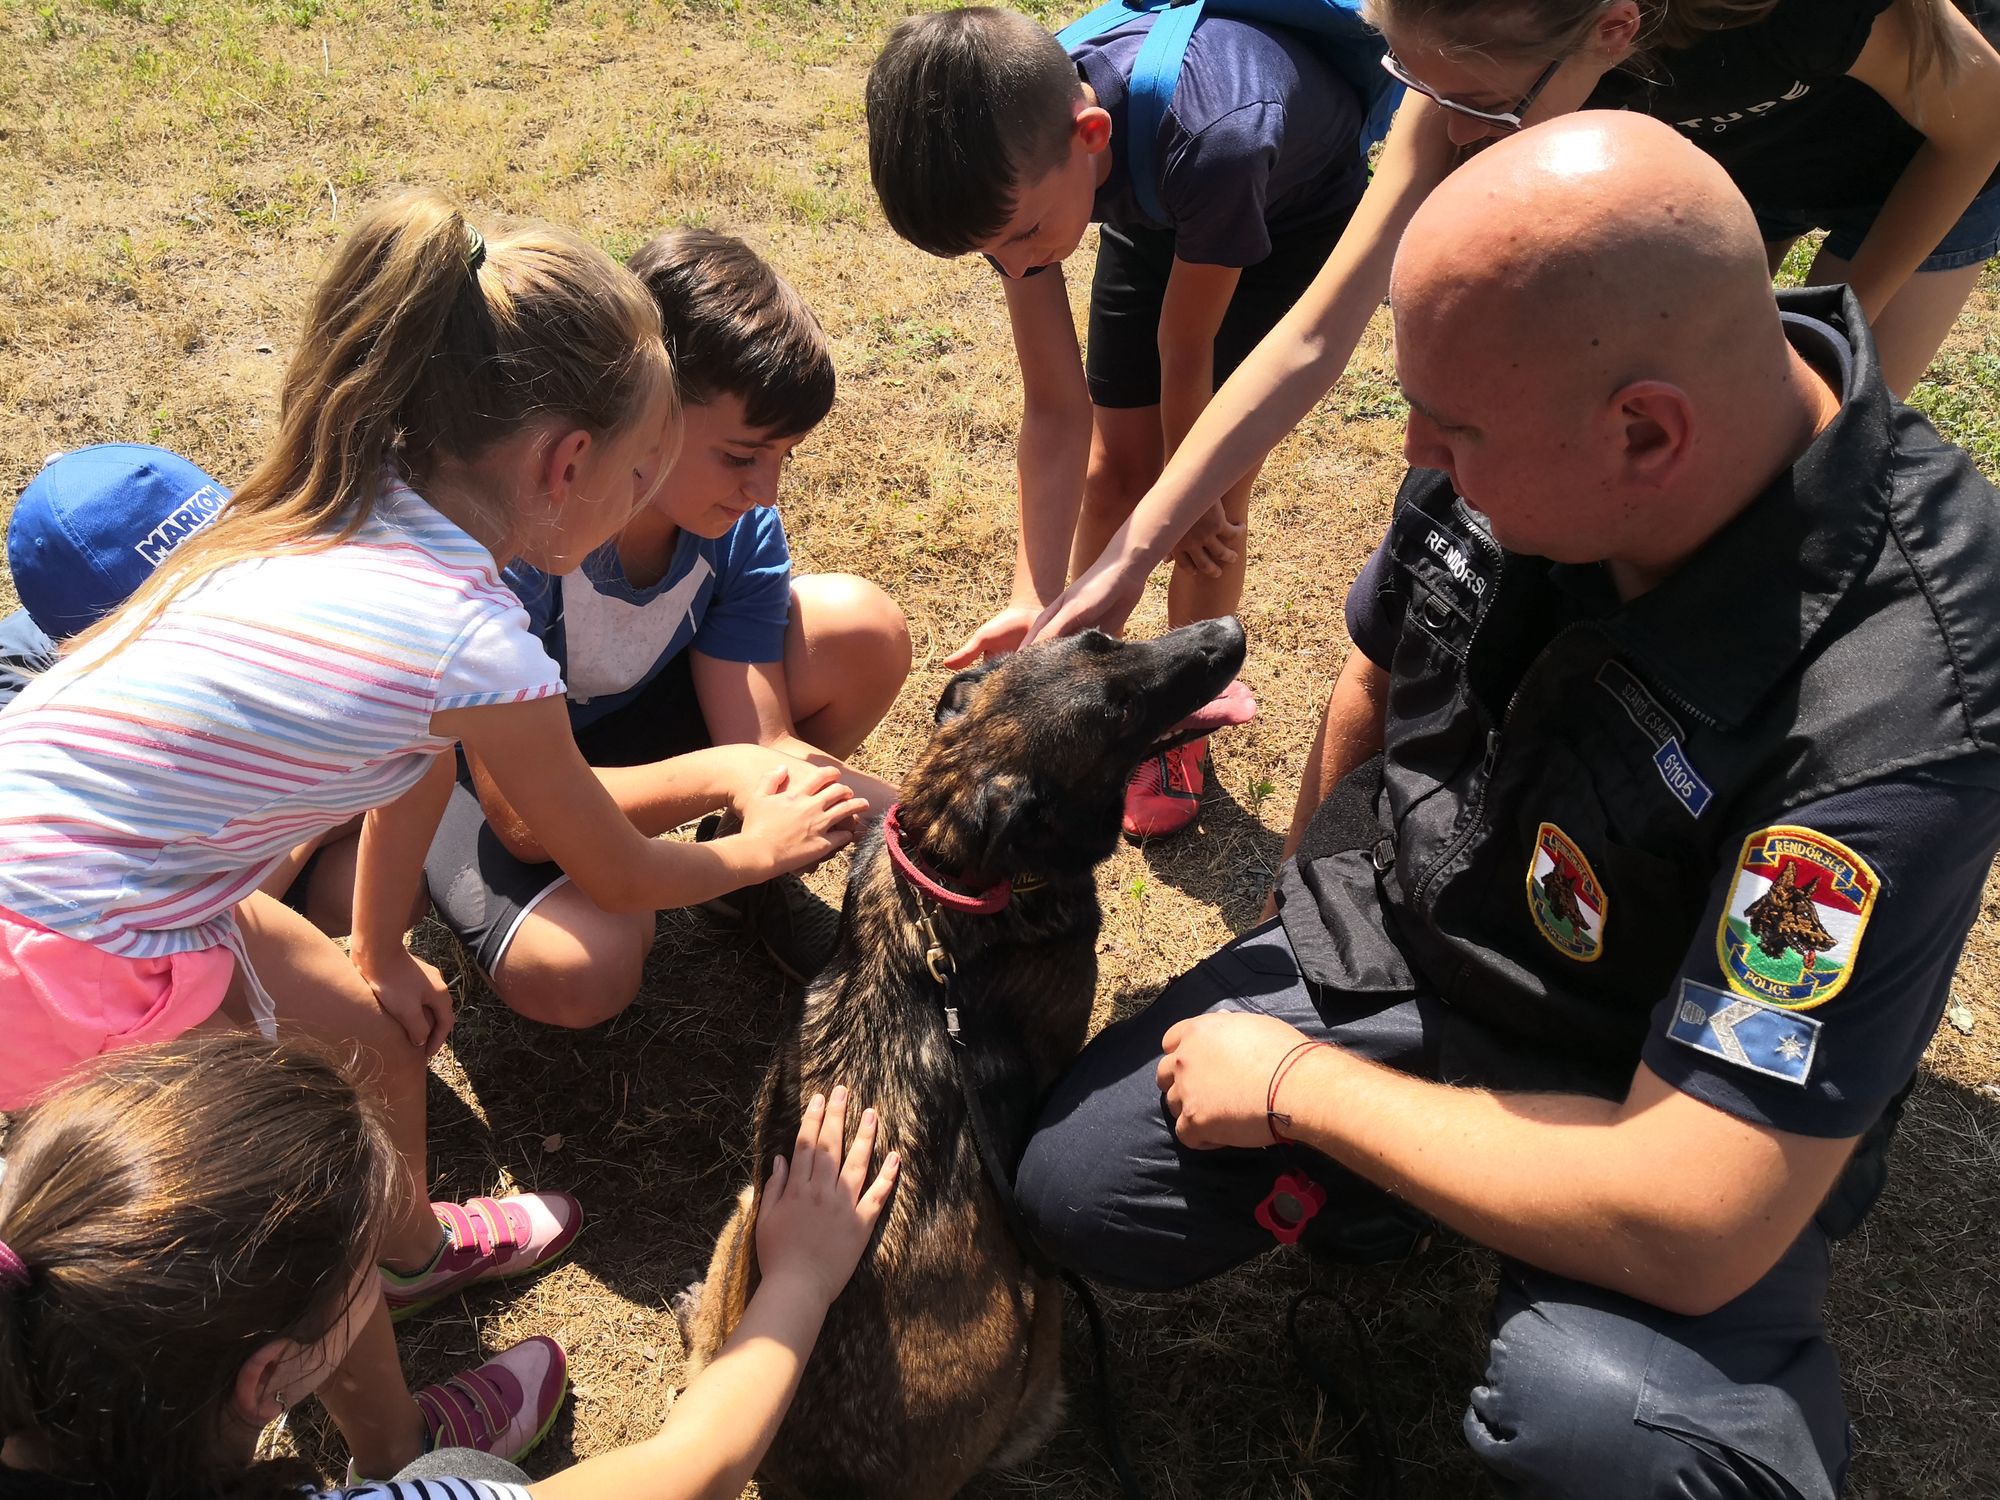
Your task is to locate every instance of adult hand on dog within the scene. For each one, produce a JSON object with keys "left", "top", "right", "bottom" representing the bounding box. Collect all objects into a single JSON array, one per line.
[
  {"left": 1027, "top": 550, "right": 1149, "bottom": 646},
  {"left": 1157, "top": 1012, "right": 1322, "bottom": 1150},
  {"left": 946, "top": 603, "right": 1039, "bottom": 668},
  {"left": 758, "top": 1085, "right": 901, "bottom": 1307},
  {"left": 738, "top": 762, "right": 870, "bottom": 875},
  {"left": 1172, "top": 502, "right": 1244, "bottom": 579}
]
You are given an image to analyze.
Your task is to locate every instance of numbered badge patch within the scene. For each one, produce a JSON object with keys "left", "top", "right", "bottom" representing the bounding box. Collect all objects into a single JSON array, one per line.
[
  {"left": 1717, "top": 826, "right": 1878, "bottom": 1010},
  {"left": 1526, "top": 822, "right": 1606, "bottom": 962}
]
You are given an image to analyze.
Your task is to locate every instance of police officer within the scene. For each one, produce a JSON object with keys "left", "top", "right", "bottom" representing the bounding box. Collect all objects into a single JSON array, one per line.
[{"left": 1015, "top": 112, "right": 2000, "bottom": 1498}]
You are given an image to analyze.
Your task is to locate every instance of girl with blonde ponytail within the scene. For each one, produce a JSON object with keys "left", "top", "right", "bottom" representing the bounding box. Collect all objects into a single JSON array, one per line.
[{"left": 0, "top": 189, "right": 866, "bottom": 1474}]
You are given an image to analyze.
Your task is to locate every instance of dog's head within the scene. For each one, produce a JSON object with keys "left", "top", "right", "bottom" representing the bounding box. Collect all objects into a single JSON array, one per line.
[{"left": 898, "top": 617, "right": 1251, "bottom": 882}]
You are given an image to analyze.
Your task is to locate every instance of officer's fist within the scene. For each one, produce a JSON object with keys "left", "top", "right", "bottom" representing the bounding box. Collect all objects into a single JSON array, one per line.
[{"left": 1157, "top": 1012, "right": 1326, "bottom": 1150}]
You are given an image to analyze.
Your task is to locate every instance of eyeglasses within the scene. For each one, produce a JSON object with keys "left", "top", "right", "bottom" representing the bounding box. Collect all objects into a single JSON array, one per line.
[{"left": 1380, "top": 48, "right": 1565, "bottom": 133}]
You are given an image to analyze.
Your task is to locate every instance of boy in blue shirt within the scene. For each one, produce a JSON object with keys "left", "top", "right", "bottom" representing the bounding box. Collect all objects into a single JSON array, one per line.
[
  {"left": 866, "top": 5, "right": 1368, "bottom": 837},
  {"left": 413, "top": 231, "right": 908, "bottom": 1023}
]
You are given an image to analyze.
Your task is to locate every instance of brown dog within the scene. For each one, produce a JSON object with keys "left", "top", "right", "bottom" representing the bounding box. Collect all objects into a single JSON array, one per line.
[{"left": 678, "top": 618, "right": 1251, "bottom": 1500}]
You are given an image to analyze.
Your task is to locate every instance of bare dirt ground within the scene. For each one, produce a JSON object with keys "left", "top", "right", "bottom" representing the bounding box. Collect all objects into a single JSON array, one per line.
[{"left": 1, "top": 2, "right": 1996, "bottom": 1495}]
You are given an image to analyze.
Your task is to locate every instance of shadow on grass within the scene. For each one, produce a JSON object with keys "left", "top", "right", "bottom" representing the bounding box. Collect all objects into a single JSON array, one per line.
[{"left": 1127, "top": 779, "right": 1287, "bottom": 932}]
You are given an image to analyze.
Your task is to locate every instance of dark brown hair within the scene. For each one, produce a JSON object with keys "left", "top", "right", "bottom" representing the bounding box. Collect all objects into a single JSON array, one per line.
[
  {"left": 74, "top": 189, "right": 675, "bottom": 658},
  {"left": 1365, "top": 0, "right": 1970, "bottom": 87},
  {"left": 866, "top": 7, "right": 1083, "bottom": 258},
  {"left": 627, "top": 230, "right": 836, "bottom": 437},
  {"left": 0, "top": 1035, "right": 401, "bottom": 1500}
]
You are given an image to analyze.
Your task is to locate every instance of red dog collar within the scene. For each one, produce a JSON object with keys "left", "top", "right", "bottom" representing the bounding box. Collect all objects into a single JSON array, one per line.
[{"left": 883, "top": 803, "right": 1015, "bottom": 915}]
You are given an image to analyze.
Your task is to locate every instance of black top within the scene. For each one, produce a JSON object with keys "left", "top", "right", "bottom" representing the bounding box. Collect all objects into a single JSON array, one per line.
[
  {"left": 1586, "top": 0, "right": 2000, "bottom": 215},
  {"left": 1286, "top": 288, "right": 2000, "bottom": 1178}
]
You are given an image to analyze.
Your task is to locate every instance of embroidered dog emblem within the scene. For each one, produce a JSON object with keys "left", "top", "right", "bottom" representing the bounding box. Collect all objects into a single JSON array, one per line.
[
  {"left": 1526, "top": 822, "right": 1606, "bottom": 962},
  {"left": 1717, "top": 826, "right": 1878, "bottom": 1009}
]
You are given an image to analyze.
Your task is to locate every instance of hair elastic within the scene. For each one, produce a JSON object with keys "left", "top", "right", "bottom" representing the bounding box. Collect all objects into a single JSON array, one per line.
[
  {"left": 0, "top": 1238, "right": 29, "bottom": 1290},
  {"left": 465, "top": 224, "right": 487, "bottom": 273}
]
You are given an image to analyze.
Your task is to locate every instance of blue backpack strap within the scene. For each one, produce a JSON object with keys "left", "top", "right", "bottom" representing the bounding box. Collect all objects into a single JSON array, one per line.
[
  {"left": 1123, "top": 0, "right": 1203, "bottom": 223},
  {"left": 1053, "top": 0, "right": 1154, "bottom": 49}
]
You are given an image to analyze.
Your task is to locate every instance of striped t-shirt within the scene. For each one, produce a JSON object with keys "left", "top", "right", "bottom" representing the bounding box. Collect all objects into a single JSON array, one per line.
[{"left": 0, "top": 479, "right": 563, "bottom": 960}]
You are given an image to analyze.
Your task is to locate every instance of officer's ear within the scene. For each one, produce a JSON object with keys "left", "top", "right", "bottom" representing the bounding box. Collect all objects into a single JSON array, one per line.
[{"left": 1610, "top": 379, "right": 1695, "bottom": 491}]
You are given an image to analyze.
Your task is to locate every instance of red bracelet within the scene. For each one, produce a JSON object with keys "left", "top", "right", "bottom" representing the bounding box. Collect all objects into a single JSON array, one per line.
[{"left": 1266, "top": 1040, "right": 1330, "bottom": 1146}]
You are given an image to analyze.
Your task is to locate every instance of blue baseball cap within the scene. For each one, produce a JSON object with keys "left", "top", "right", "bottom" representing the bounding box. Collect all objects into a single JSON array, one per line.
[{"left": 6, "top": 444, "right": 230, "bottom": 640}]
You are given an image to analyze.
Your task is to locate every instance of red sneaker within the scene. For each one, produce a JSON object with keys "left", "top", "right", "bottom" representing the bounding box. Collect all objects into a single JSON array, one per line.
[{"left": 1123, "top": 738, "right": 1206, "bottom": 841}]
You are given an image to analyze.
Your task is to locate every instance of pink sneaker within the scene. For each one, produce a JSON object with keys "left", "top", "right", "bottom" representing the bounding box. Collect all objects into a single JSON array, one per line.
[
  {"left": 383, "top": 1192, "right": 583, "bottom": 1322},
  {"left": 1123, "top": 738, "right": 1206, "bottom": 841},
  {"left": 415, "top": 1336, "right": 569, "bottom": 1464}
]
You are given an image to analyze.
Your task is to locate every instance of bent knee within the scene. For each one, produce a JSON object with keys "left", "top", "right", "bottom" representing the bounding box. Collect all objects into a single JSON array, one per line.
[
  {"left": 494, "top": 915, "right": 652, "bottom": 1029},
  {"left": 795, "top": 575, "right": 911, "bottom": 674},
  {"left": 1467, "top": 1307, "right": 1837, "bottom": 1500}
]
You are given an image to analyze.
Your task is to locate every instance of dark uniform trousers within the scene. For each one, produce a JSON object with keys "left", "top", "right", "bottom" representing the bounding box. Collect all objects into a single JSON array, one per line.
[{"left": 1016, "top": 922, "right": 1851, "bottom": 1499}]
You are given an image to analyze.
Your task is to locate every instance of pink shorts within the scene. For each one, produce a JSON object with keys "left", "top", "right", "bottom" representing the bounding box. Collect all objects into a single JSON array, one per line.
[{"left": 0, "top": 906, "right": 235, "bottom": 1111}]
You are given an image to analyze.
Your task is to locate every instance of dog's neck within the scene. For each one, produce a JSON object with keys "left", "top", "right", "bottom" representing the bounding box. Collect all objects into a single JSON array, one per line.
[{"left": 882, "top": 804, "right": 1021, "bottom": 914}]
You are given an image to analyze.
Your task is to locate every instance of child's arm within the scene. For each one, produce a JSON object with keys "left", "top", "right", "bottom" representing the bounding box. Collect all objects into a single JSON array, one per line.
[
  {"left": 529, "top": 1087, "right": 899, "bottom": 1500},
  {"left": 690, "top": 652, "right": 900, "bottom": 816},
  {"left": 1028, "top": 91, "right": 1457, "bottom": 643},
  {"left": 1840, "top": 0, "right": 2000, "bottom": 320},
  {"left": 946, "top": 268, "right": 1093, "bottom": 667},
  {"left": 1155, "top": 256, "right": 1245, "bottom": 578},
  {"left": 349, "top": 750, "right": 457, "bottom": 1055},
  {"left": 435, "top": 696, "right": 868, "bottom": 913}
]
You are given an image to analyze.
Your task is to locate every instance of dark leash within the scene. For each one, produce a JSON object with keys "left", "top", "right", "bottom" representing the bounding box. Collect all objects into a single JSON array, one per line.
[{"left": 883, "top": 805, "right": 1153, "bottom": 1500}]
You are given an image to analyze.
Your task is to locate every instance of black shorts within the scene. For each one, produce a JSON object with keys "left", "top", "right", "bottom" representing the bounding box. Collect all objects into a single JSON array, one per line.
[
  {"left": 1084, "top": 212, "right": 1353, "bottom": 410},
  {"left": 424, "top": 653, "right": 711, "bottom": 975}
]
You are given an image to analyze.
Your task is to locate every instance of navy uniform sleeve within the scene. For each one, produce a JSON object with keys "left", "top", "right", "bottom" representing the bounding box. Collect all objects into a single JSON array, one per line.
[
  {"left": 1343, "top": 537, "right": 1401, "bottom": 671},
  {"left": 1643, "top": 772, "right": 2000, "bottom": 1138}
]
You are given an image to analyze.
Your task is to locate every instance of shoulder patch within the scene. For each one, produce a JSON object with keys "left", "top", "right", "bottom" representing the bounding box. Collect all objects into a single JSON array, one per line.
[
  {"left": 1717, "top": 825, "right": 1879, "bottom": 1010},
  {"left": 1667, "top": 979, "right": 1820, "bottom": 1085},
  {"left": 1527, "top": 821, "right": 1606, "bottom": 962}
]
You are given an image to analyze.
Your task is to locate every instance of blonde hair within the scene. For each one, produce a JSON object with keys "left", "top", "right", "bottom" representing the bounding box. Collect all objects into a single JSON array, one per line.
[
  {"left": 1366, "top": 0, "right": 1969, "bottom": 87},
  {"left": 73, "top": 190, "right": 675, "bottom": 656}
]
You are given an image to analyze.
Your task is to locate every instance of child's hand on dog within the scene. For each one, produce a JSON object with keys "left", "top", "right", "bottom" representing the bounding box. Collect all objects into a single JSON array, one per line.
[
  {"left": 737, "top": 761, "right": 871, "bottom": 874},
  {"left": 758, "top": 1085, "right": 900, "bottom": 1307}
]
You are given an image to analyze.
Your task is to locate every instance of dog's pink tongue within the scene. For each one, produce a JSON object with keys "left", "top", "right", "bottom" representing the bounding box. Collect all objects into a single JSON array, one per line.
[{"left": 1172, "top": 678, "right": 1257, "bottom": 736}]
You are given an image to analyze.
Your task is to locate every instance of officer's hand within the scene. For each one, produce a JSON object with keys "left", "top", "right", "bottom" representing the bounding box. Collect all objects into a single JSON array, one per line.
[{"left": 1157, "top": 1012, "right": 1318, "bottom": 1150}]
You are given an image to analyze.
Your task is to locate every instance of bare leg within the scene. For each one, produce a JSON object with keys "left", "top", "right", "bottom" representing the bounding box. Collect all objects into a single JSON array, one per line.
[
  {"left": 317, "top": 1299, "right": 428, "bottom": 1478},
  {"left": 487, "top": 881, "right": 656, "bottom": 1028},
  {"left": 1071, "top": 405, "right": 1165, "bottom": 589},
  {"left": 1805, "top": 251, "right": 1986, "bottom": 400},
  {"left": 783, "top": 574, "right": 913, "bottom": 758},
  {"left": 1166, "top": 458, "right": 1264, "bottom": 629}
]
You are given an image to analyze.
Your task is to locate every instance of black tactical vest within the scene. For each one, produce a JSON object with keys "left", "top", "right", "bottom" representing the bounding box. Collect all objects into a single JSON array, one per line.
[{"left": 1280, "top": 286, "right": 2000, "bottom": 1110}]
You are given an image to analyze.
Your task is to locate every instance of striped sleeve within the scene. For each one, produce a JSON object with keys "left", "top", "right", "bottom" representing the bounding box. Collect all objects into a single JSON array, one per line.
[{"left": 331, "top": 1477, "right": 534, "bottom": 1500}]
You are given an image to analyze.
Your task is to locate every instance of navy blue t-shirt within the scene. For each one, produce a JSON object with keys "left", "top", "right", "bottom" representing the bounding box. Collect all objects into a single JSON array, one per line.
[{"left": 1072, "top": 15, "right": 1367, "bottom": 265}]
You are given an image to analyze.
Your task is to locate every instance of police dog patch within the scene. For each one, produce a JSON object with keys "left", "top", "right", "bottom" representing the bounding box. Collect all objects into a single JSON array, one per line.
[
  {"left": 1717, "top": 826, "right": 1878, "bottom": 1010},
  {"left": 1526, "top": 822, "right": 1606, "bottom": 962}
]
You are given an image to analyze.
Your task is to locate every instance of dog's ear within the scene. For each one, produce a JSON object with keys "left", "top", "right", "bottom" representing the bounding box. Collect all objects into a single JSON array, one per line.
[
  {"left": 963, "top": 771, "right": 1047, "bottom": 874},
  {"left": 935, "top": 658, "right": 1001, "bottom": 726}
]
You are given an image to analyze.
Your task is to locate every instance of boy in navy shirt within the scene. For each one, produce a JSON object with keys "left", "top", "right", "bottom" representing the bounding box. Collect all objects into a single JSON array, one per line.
[{"left": 866, "top": 5, "right": 1368, "bottom": 836}]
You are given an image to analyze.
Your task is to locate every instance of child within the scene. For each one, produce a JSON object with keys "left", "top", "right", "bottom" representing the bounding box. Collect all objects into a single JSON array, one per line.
[
  {"left": 0, "top": 444, "right": 230, "bottom": 712},
  {"left": 410, "top": 229, "right": 908, "bottom": 1022},
  {"left": 0, "top": 191, "right": 866, "bottom": 1471},
  {"left": 0, "top": 1034, "right": 899, "bottom": 1497},
  {"left": 865, "top": 5, "right": 1369, "bottom": 837}
]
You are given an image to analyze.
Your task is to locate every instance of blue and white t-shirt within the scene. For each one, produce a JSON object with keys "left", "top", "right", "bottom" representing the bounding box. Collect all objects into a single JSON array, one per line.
[{"left": 504, "top": 506, "right": 793, "bottom": 731}]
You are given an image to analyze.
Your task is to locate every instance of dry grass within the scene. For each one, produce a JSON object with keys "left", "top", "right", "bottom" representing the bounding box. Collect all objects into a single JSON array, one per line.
[{"left": 1, "top": 1, "right": 1997, "bottom": 1495}]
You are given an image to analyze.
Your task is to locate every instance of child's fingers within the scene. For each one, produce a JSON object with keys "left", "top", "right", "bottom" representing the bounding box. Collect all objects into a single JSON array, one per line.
[
  {"left": 814, "top": 1085, "right": 850, "bottom": 1182},
  {"left": 793, "top": 1092, "right": 826, "bottom": 1179},
  {"left": 759, "top": 763, "right": 791, "bottom": 796},
  {"left": 766, "top": 1153, "right": 789, "bottom": 1199},
  {"left": 857, "top": 1152, "right": 901, "bottom": 1223},
  {"left": 841, "top": 1106, "right": 880, "bottom": 1195},
  {"left": 799, "top": 763, "right": 844, "bottom": 796}
]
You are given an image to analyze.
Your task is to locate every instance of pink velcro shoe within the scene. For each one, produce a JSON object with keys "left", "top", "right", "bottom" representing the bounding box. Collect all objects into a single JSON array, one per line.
[
  {"left": 414, "top": 1336, "right": 569, "bottom": 1464},
  {"left": 383, "top": 1191, "right": 583, "bottom": 1321}
]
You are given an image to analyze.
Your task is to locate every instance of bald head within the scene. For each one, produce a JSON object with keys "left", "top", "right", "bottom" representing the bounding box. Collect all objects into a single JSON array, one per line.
[
  {"left": 1387, "top": 112, "right": 1835, "bottom": 589},
  {"left": 1393, "top": 112, "right": 1776, "bottom": 380}
]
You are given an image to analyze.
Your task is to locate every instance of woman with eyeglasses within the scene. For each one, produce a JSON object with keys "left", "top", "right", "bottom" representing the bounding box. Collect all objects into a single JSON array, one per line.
[{"left": 1029, "top": 0, "right": 2000, "bottom": 645}]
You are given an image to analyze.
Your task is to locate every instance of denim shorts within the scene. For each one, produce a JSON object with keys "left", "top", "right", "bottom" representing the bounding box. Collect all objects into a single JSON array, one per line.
[{"left": 1755, "top": 179, "right": 2000, "bottom": 272}]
